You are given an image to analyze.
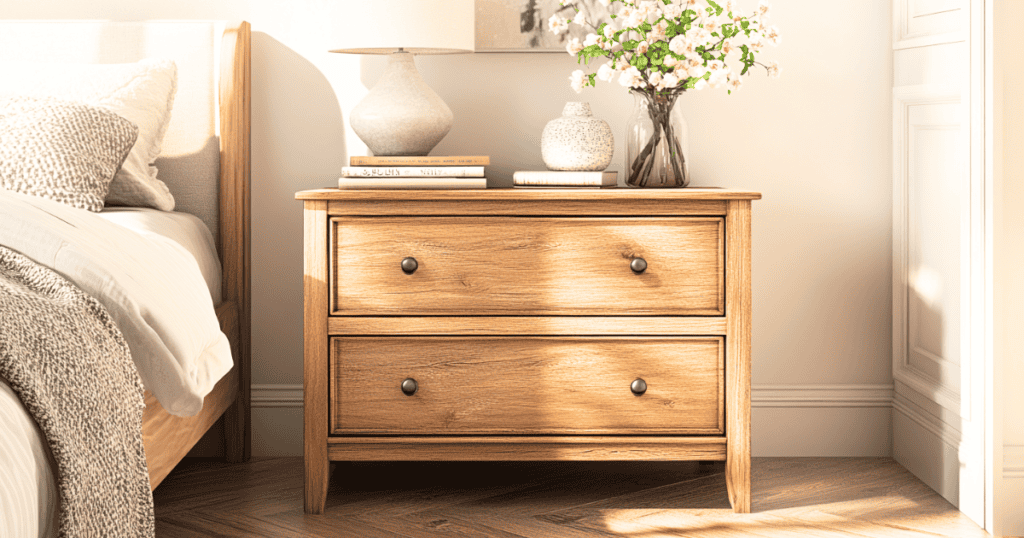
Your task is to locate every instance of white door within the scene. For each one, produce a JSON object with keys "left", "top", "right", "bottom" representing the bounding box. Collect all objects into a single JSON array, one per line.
[{"left": 891, "top": 0, "right": 986, "bottom": 525}]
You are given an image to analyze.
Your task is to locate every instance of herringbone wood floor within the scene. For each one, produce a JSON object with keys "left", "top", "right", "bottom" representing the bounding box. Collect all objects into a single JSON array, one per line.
[{"left": 152, "top": 457, "right": 990, "bottom": 537}]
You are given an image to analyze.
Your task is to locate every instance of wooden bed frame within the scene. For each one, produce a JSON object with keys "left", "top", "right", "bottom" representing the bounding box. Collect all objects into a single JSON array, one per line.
[{"left": 140, "top": 21, "right": 251, "bottom": 489}]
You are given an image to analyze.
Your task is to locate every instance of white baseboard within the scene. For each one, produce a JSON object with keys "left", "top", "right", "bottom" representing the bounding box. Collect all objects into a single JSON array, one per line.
[
  {"left": 248, "top": 383, "right": 896, "bottom": 458},
  {"left": 1001, "top": 448, "right": 1024, "bottom": 537},
  {"left": 251, "top": 383, "right": 303, "bottom": 408},
  {"left": 1006, "top": 445, "right": 1024, "bottom": 478}
]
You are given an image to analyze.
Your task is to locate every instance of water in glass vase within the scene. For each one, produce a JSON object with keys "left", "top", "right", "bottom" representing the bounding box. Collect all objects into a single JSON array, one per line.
[{"left": 625, "top": 91, "right": 689, "bottom": 188}]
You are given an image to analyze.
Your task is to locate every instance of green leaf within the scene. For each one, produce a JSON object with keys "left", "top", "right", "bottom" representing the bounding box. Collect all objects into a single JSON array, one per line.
[
  {"left": 623, "top": 40, "right": 639, "bottom": 51},
  {"left": 597, "top": 22, "right": 607, "bottom": 34},
  {"left": 639, "top": 22, "right": 652, "bottom": 32},
  {"left": 610, "top": 13, "right": 617, "bottom": 19},
  {"left": 741, "top": 20, "right": 749, "bottom": 29}
]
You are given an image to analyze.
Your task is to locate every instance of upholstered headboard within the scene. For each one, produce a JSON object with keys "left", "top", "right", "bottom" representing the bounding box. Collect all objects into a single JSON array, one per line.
[{"left": 0, "top": 21, "right": 227, "bottom": 242}]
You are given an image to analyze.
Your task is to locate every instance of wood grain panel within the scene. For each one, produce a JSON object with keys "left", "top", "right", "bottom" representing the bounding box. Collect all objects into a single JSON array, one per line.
[
  {"left": 296, "top": 187, "right": 763, "bottom": 201},
  {"left": 326, "top": 436, "right": 728, "bottom": 461},
  {"left": 331, "top": 217, "right": 724, "bottom": 316},
  {"left": 143, "top": 362, "right": 238, "bottom": 490},
  {"left": 218, "top": 20, "right": 251, "bottom": 465},
  {"left": 330, "top": 337, "right": 724, "bottom": 435},
  {"left": 725, "top": 199, "right": 752, "bottom": 513},
  {"left": 303, "top": 200, "right": 330, "bottom": 514},
  {"left": 328, "top": 316, "right": 728, "bottom": 335},
  {"left": 326, "top": 199, "right": 729, "bottom": 216}
]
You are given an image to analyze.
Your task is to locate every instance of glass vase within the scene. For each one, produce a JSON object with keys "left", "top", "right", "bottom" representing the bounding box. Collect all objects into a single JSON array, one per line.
[{"left": 625, "top": 91, "right": 690, "bottom": 188}]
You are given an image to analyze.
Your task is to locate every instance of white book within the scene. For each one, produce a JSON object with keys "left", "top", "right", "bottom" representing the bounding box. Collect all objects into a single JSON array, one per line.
[
  {"left": 341, "top": 166, "right": 485, "bottom": 178},
  {"left": 512, "top": 170, "right": 617, "bottom": 187},
  {"left": 337, "top": 176, "right": 487, "bottom": 190}
]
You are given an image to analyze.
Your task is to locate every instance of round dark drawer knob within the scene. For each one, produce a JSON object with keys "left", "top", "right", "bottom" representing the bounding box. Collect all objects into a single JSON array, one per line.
[
  {"left": 401, "top": 257, "right": 418, "bottom": 274},
  {"left": 401, "top": 378, "right": 418, "bottom": 396},
  {"left": 630, "top": 258, "right": 647, "bottom": 274},
  {"left": 631, "top": 378, "right": 647, "bottom": 396}
]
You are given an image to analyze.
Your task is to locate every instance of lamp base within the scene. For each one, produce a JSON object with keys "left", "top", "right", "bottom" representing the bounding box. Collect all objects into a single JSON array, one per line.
[{"left": 349, "top": 52, "right": 453, "bottom": 156}]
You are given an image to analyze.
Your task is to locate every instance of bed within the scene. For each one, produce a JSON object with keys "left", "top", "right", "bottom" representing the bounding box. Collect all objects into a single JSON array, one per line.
[{"left": 0, "top": 20, "right": 251, "bottom": 536}]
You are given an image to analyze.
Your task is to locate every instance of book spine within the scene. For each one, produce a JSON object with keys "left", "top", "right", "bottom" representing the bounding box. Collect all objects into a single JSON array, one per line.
[
  {"left": 341, "top": 166, "right": 485, "bottom": 178},
  {"left": 337, "top": 177, "right": 487, "bottom": 189},
  {"left": 350, "top": 156, "right": 490, "bottom": 166},
  {"left": 512, "top": 171, "right": 616, "bottom": 186}
]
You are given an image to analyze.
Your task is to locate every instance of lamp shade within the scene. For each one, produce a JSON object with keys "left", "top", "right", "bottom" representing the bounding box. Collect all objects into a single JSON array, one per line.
[{"left": 329, "top": 0, "right": 474, "bottom": 55}]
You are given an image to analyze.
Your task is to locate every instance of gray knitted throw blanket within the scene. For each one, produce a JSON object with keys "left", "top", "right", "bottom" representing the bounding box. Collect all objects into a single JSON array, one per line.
[{"left": 0, "top": 245, "right": 154, "bottom": 537}]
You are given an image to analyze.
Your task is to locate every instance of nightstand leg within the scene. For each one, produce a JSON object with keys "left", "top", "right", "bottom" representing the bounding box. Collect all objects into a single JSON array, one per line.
[
  {"left": 303, "top": 200, "right": 330, "bottom": 514},
  {"left": 725, "top": 199, "right": 752, "bottom": 514},
  {"left": 304, "top": 455, "right": 329, "bottom": 514}
]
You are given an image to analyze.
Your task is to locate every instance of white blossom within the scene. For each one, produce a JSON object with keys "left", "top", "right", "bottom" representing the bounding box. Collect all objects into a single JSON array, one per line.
[
  {"left": 573, "top": 11, "right": 588, "bottom": 27},
  {"left": 663, "top": 3, "right": 683, "bottom": 19},
  {"left": 724, "top": 0, "right": 736, "bottom": 13},
  {"left": 648, "top": 20, "right": 668, "bottom": 42},
  {"left": 686, "top": 26, "right": 711, "bottom": 45},
  {"left": 597, "top": 61, "right": 617, "bottom": 82},
  {"left": 727, "top": 72, "right": 742, "bottom": 91},
  {"left": 685, "top": 58, "right": 707, "bottom": 79},
  {"left": 566, "top": 37, "right": 584, "bottom": 55},
  {"left": 703, "top": 17, "right": 720, "bottom": 34},
  {"left": 664, "top": 54, "right": 680, "bottom": 68},
  {"left": 721, "top": 39, "right": 736, "bottom": 55},
  {"left": 707, "top": 60, "right": 730, "bottom": 88},
  {"left": 618, "top": 65, "right": 645, "bottom": 88},
  {"left": 569, "top": 69, "right": 587, "bottom": 93},
  {"left": 693, "top": 77, "right": 708, "bottom": 90},
  {"left": 758, "top": 0, "right": 772, "bottom": 18},
  {"left": 603, "top": 24, "right": 616, "bottom": 39},
  {"left": 584, "top": 33, "right": 602, "bottom": 47},
  {"left": 597, "top": 0, "right": 611, "bottom": 5},
  {"left": 548, "top": 14, "right": 569, "bottom": 35},
  {"left": 668, "top": 34, "right": 688, "bottom": 55},
  {"left": 636, "top": 40, "right": 650, "bottom": 54},
  {"left": 626, "top": 8, "right": 645, "bottom": 27},
  {"left": 662, "top": 72, "right": 680, "bottom": 89},
  {"left": 765, "top": 25, "right": 781, "bottom": 46},
  {"left": 648, "top": 70, "right": 663, "bottom": 89},
  {"left": 767, "top": 60, "right": 781, "bottom": 78}
]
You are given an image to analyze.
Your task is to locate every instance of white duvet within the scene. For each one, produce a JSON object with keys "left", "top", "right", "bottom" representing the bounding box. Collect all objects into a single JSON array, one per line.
[{"left": 0, "top": 189, "right": 232, "bottom": 415}]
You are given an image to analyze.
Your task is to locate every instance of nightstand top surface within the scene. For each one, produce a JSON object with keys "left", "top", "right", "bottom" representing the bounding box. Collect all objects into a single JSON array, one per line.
[{"left": 295, "top": 187, "right": 762, "bottom": 201}]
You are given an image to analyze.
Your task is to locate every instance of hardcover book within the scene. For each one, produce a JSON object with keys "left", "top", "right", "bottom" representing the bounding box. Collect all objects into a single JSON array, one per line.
[
  {"left": 350, "top": 155, "right": 490, "bottom": 166},
  {"left": 512, "top": 170, "right": 617, "bottom": 187},
  {"left": 337, "top": 176, "right": 487, "bottom": 190},
  {"left": 341, "top": 166, "right": 485, "bottom": 178}
]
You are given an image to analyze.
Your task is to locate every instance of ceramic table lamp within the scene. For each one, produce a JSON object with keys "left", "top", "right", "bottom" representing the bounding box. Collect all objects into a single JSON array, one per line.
[{"left": 330, "top": 0, "right": 474, "bottom": 156}]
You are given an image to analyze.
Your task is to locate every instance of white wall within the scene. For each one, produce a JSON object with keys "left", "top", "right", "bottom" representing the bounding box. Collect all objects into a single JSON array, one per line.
[
  {"left": 2, "top": 0, "right": 895, "bottom": 458},
  {"left": 993, "top": 0, "right": 1024, "bottom": 533}
]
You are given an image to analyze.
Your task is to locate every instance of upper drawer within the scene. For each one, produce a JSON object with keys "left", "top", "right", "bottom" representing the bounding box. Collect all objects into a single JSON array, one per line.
[{"left": 331, "top": 217, "right": 724, "bottom": 316}]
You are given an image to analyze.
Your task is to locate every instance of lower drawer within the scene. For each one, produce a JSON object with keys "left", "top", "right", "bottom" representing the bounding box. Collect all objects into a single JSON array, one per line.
[{"left": 329, "top": 336, "right": 724, "bottom": 435}]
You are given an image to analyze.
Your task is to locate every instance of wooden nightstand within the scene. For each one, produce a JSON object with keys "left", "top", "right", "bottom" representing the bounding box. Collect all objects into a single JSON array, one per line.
[{"left": 296, "top": 188, "right": 760, "bottom": 514}]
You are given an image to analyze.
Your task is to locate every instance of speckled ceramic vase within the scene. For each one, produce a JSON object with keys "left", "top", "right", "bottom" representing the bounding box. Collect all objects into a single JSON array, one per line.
[{"left": 541, "top": 102, "right": 614, "bottom": 171}]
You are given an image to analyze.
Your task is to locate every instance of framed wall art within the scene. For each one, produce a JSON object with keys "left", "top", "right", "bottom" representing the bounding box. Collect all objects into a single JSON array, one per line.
[{"left": 476, "top": 0, "right": 615, "bottom": 52}]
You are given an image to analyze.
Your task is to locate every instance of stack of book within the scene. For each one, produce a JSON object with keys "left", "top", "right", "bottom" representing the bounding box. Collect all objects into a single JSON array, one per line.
[
  {"left": 338, "top": 156, "right": 489, "bottom": 189},
  {"left": 512, "top": 170, "right": 617, "bottom": 188}
]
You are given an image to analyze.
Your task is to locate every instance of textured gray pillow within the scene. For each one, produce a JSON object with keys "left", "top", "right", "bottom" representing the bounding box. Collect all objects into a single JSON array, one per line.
[{"left": 0, "top": 95, "right": 138, "bottom": 212}]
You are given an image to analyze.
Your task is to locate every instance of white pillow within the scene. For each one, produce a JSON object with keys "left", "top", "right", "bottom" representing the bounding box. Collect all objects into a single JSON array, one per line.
[{"left": 0, "top": 59, "right": 178, "bottom": 210}]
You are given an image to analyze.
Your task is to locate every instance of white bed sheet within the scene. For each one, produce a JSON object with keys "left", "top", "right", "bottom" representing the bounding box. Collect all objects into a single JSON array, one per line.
[
  {"left": 0, "top": 380, "right": 58, "bottom": 538},
  {"left": 0, "top": 191, "right": 232, "bottom": 538},
  {"left": 0, "top": 190, "right": 231, "bottom": 415},
  {"left": 98, "top": 207, "right": 223, "bottom": 305}
]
